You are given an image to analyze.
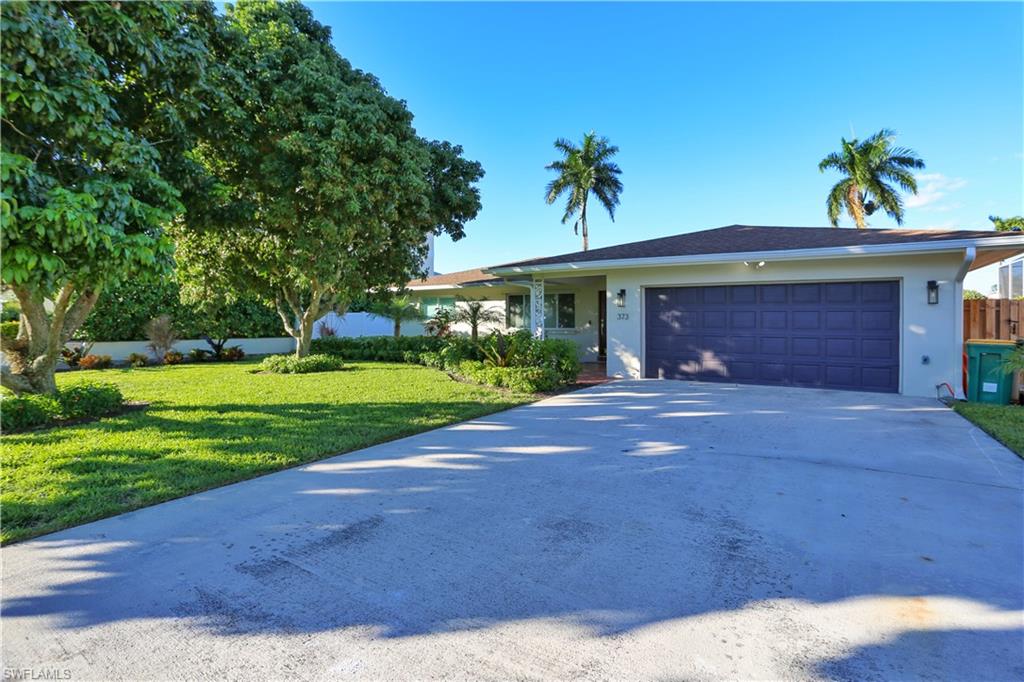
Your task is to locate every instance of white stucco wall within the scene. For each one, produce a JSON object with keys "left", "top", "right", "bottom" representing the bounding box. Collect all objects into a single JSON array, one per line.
[
  {"left": 603, "top": 252, "right": 968, "bottom": 398},
  {"left": 76, "top": 337, "right": 295, "bottom": 362}
]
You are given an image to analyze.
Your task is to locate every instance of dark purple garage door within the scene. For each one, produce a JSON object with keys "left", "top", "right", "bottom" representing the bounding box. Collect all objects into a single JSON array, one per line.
[{"left": 645, "top": 281, "right": 900, "bottom": 393}]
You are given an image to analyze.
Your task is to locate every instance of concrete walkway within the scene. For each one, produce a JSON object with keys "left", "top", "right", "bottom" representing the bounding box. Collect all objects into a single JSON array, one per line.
[{"left": 3, "top": 381, "right": 1023, "bottom": 680}]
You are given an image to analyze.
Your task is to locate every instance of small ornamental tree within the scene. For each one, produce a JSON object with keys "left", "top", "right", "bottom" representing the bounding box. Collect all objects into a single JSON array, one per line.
[
  {"left": 174, "top": 2, "right": 483, "bottom": 357},
  {"left": 0, "top": 2, "right": 224, "bottom": 394}
]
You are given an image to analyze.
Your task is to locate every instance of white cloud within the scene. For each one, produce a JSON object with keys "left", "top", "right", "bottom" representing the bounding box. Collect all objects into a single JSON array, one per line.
[{"left": 905, "top": 173, "right": 967, "bottom": 209}]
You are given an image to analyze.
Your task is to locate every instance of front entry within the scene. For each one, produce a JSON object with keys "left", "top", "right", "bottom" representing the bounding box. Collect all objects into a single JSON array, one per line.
[
  {"left": 644, "top": 281, "right": 901, "bottom": 393},
  {"left": 598, "top": 290, "right": 607, "bottom": 360}
]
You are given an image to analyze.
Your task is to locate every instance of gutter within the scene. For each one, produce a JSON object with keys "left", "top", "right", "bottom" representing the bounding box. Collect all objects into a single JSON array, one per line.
[
  {"left": 485, "top": 234, "right": 1024, "bottom": 277},
  {"left": 955, "top": 246, "right": 977, "bottom": 283}
]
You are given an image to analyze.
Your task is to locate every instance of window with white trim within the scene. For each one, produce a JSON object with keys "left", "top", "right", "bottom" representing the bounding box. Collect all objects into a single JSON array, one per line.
[
  {"left": 544, "top": 293, "right": 575, "bottom": 329},
  {"left": 506, "top": 294, "right": 528, "bottom": 328},
  {"left": 420, "top": 296, "right": 455, "bottom": 318}
]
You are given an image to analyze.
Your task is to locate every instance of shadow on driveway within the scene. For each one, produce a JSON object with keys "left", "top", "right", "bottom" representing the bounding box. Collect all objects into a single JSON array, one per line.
[{"left": 3, "top": 381, "right": 1022, "bottom": 680}]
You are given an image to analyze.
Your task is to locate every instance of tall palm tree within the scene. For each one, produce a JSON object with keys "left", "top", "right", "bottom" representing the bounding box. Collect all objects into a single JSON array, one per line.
[
  {"left": 369, "top": 295, "right": 423, "bottom": 338},
  {"left": 818, "top": 129, "right": 925, "bottom": 228},
  {"left": 545, "top": 131, "right": 623, "bottom": 250}
]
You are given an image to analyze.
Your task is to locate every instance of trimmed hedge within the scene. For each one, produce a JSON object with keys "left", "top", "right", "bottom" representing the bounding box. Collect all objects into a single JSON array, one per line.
[
  {"left": 79, "top": 279, "right": 283, "bottom": 342},
  {"left": 2, "top": 382, "right": 124, "bottom": 433},
  {"left": 255, "top": 353, "right": 347, "bottom": 374},
  {"left": 311, "top": 335, "right": 445, "bottom": 361},
  {"left": 312, "top": 333, "right": 580, "bottom": 393}
]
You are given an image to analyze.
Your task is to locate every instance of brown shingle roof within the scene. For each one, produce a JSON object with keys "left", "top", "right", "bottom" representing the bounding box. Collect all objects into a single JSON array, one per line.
[
  {"left": 406, "top": 267, "right": 502, "bottom": 289},
  {"left": 492, "top": 225, "right": 1021, "bottom": 269}
]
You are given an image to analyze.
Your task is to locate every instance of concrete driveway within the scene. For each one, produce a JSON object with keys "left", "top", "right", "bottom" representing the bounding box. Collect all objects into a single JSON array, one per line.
[{"left": 3, "top": 381, "right": 1023, "bottom": 680}]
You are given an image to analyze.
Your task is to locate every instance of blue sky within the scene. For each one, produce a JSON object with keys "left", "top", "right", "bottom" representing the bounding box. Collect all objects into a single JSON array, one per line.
[{"left": 307, "top": 1, "right": 1023, "bottom": 289}]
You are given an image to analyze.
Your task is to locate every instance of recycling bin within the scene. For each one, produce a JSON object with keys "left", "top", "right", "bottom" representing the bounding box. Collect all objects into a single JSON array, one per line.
[{"left": 965, "top": 339, "right": 1020, "bottom": 405}]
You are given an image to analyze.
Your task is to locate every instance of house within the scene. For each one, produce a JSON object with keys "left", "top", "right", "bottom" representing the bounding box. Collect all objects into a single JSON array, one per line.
[
  {"left": 997, "top": 253, "right": 1023, "bottom": 298},
  {"left": 406, "top": 225, "right": 1024, "bottom": 397}
]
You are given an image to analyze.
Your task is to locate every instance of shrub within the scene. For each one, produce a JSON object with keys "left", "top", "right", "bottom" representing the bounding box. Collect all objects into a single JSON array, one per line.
[
  {"left": 255, "top": 353, "right": 346, "bottom": 374},
  {"left": 78, "top": 354, "right": 113, "bottom": 370},
  {"left": 127, "top": 352, "right": 149, "bottom": 368},
  {"left": 221, "top": 345, "right": 245, "bottom": 361},
  {"left": 163, "top": 349, "right": 185, "bottom": 365},
  {"left": 477, "top": 331, "right": 580, "bottom": 384},
  {"left": 145, "top": 314, "right": 178, "bottom": 360},
  {"left": 56, "top": 383, "right": 124, "bottom": 420},
  {"left": 2, "top": 383, "right": 123, "bottom": 433},
  {"left": 453, "top": 360, "right": 559, "bottom": 393},
  {"left": 188, "top": 348, "right": 212, "bottom": 362},
  {"left": 311, "top": 335, "right": 444, "bottom": 360},
  {"left": 61, "top": 342, "right": 94, "bottom": 367},
  {"left": 1, "top": 302, "right": 20, "bottom": 323},
  {"left": 0, "top": 321, "right": 19, "bottom": 341},
  {"left": 2, "top": 393, "right": 61, "bottom": 432}
]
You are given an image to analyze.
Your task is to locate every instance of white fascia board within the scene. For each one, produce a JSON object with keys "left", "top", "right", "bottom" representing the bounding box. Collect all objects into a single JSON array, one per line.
[{"left": 485, "top": 235, "right": 1024, "bottom": 277}]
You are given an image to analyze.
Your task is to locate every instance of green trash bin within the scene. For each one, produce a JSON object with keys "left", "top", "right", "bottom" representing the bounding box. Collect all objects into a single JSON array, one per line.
[{"left": 965, "top": 339, "right": 1020, "bottom": 405}]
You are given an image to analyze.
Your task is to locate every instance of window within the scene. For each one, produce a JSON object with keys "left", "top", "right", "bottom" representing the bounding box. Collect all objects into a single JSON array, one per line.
[
  {"left": 544, "top": 293, "right": 575, "bottom": 329},
  {"left": 506, "top": 292, "right": 576, "bottom": 329},
  {"left": 420, "top": 296, "right": 455, "bottom": 318},
  {"left": 506, "top": 294, "right": 528, "bottom": 328}
]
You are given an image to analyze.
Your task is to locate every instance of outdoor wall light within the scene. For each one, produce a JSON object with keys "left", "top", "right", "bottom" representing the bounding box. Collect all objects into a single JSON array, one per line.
[
  {"left": 927, "top": 280, "right": 939, "bottom": 304},
  {"left": 614, "top": 289, "right": 627, "bottom": 307}
]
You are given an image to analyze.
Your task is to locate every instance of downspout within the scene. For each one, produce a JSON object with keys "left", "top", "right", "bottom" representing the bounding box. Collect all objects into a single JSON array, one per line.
[{"left": 951, "top": 247, "right": 976, "bottom": 400}]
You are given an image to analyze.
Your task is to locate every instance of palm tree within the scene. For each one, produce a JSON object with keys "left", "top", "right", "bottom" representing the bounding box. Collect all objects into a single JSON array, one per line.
[
  {"left": 818, "top": 129, "right": 925, "bottom": 228},
  {"left": 454, "top": 298, "right": 503, "bottom": 342},
  {"left": 369, "top": 295, "right": 423, "bottom": 338},
  {"left": 545, "top": 131, "right": 623, "bottom": 250}
]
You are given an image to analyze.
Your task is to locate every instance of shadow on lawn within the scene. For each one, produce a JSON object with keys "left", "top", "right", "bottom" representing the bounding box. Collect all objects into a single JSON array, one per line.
[
  {"left": 3, "top": 381, "right": 1023, "bottom": 678},
  {"left": 1, "top": 398, "right": 523, "bottom": 542}
]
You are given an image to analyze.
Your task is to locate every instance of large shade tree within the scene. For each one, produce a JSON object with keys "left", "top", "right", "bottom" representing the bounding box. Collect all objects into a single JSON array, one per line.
[
  {"left": 175, "top": 1, "right": 483, "bottom": 357},
  {"left": 0, "top": 1, "right": 224, "bottom": 394},
  {"left": 818, "top": 129, "right": 925, "bottom": 228},
  {"left": 545, "top": 131, "right": 623, "bottom": 251}
]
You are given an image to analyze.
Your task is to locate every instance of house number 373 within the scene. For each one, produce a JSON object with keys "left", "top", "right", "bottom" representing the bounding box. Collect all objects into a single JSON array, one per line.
[{"left": 616, "top": 313, "right": 629, "bottom": 320}]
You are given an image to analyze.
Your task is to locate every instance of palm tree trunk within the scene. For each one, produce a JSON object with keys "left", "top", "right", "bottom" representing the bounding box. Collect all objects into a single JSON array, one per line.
[
  {"left": 581, "top": 193, "right": 589, "bottom": 251},
  {"left": 393, "top": 319, "right": 401, "bottom": 339},
  {"left": 847, "top": 184, "right": 866, "bottom": 229}
]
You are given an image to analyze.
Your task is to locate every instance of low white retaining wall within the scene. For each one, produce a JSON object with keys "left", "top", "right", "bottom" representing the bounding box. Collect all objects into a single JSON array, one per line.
[{"left": 73, "top": 337, "right": 295, "bottom": 362}]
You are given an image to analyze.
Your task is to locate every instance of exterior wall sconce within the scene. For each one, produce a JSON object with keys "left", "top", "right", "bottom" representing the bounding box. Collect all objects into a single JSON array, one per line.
[
  {"left": 743, "top": 260, "right": 766, "bottom": 269},
  {"left": 614, "top": 289, "right": 627, "bottom": 308},
  {"left": 927, "top": 280, "right": 939, "bottom": 304}
]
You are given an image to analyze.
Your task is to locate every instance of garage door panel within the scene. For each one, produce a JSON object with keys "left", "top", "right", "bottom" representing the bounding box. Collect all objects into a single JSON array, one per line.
[{"left": 645, "top": 281, "right": 900, "bottom": 393}]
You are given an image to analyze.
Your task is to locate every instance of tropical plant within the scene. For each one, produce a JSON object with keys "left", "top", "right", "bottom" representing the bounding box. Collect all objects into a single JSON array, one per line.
[
  {"left": 317, "top": 321, "right": 338, "bottom": 338},
  {"left": 425, "top": 308, "right": 456, "bottom": 337},
  {"left": 369, "top": 296, "right": 424, "bottom": 338},
  {"left": 963, "top": 289, "right": 988, "bottom": 300},
  {"left": 454, "top": 298, "right": 503, "bottom": 342},
  {"left": 61, "top": 342, "right": 94, "bottom": 368},
  {"left": 144, "top": 315, "right": 178, "bottom": 361},
  {"left": 990, "top": 216, "right": 1024, "bottom": 232},
  {"left": 173, "top": 2, "right": 483, "bottom": 358},
  {"left": 0, "top": 1, "right": 227, "bottom": 394},
  {"left": 818, "top": 129, "right": 925, "bottom": 228},
  {"left": 545, "top": 131, "right": 623, "bottom": 250},
  {"left": 127, "top": 352, "right": 150, "bottom": 368}
]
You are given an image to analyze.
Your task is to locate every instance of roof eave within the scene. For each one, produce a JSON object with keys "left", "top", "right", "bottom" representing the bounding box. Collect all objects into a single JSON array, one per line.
[{"left": 485, "top": 235, "right": 1024, "bottom": 276}]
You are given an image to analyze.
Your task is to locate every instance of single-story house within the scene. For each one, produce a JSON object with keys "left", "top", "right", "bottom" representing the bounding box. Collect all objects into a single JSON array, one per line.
[{"left": 405, "top": 224, "right": 1024, "bottom": 397}]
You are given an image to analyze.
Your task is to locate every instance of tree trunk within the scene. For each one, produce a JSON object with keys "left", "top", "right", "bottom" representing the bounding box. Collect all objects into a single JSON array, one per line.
[
  {"left": 581, "top": 194, "right": 590, "bottom": 251},
  {"left": 847, "top": 184, "right": 866, "bottom": 229},
  {"left": 471, "top": 323, "right": 478, "bottom": 343},
  {"left": 1, "top": 284, "right": 99, "bottom": 395},
  {"left": 296, "top": 323, "right": 313, "bottom": 357},
  {"left": 393, "top": 319, "right": 401, "bottom": 338}
]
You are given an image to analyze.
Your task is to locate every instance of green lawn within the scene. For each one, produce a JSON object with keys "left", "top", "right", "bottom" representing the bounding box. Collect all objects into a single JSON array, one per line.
[
  {"left": 1, "top": 360, "right": 532, "bottom": 544},
  {"left": 953, "top": 402, "right": 1024, "bottom": 459}
]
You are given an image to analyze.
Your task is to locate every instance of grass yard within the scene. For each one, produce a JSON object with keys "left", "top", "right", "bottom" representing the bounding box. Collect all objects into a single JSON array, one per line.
[
  {"left": 1, "top": 360, "right": 533, "bottom": 544},
  {"left": 953, "top": 402, "right": 1024, "bottom": 459}
]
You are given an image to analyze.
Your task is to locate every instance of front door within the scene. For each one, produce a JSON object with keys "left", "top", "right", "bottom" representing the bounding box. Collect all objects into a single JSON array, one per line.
[{"left": 598, "top": 290, "right": 607, "bottom": 359}]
